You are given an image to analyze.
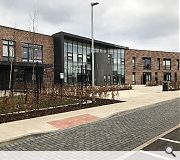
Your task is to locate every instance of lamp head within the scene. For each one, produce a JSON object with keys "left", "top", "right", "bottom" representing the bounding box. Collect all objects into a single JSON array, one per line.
[{"left": 91, "top": 2, "right": 99, "bottom": 6}]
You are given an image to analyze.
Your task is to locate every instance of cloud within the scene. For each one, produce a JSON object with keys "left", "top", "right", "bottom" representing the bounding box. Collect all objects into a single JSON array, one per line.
[{"left": 0, "top": 0, "right": 179, "bottom": 52}]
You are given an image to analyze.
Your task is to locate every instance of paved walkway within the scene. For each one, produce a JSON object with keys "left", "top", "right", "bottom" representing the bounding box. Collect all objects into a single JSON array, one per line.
[
  {"left": 0, "top": 85, "right": 179, "bottom": 143},
  {"left": 0, "top": 98, "right": 179, "bottom": 150}
]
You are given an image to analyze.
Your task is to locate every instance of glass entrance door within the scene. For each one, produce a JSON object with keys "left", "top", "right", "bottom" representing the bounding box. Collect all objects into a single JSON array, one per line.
[{"left": 142, "top": 72, "right": 151, "bottom": 84}]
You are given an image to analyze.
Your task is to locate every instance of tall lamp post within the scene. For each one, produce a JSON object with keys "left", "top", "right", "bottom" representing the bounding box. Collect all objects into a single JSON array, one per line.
[{"left": 91, "top": 2, "right": 99, "bottom": 87}]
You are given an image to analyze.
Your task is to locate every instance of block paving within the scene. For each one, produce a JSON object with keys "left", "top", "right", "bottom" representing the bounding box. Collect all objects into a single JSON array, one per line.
[{"left": 0, "top": 98, "right": 179, "bottom": 151}]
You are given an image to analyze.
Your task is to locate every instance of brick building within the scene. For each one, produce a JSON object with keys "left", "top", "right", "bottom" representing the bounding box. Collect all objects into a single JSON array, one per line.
[
  {"left": 0, "top": 25, "right": 54, "bottom": 90},
  {"left": 125, "top": 49, "right": 180, "bottom": 85},
  {"left": 0, "top": 25, "right": 179, "bottom": 89}
]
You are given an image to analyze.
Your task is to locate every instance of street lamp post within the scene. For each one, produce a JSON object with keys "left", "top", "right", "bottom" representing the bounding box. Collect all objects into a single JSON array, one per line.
[{"left": 91, "top": 2, "right": 99, "bottom": 87}]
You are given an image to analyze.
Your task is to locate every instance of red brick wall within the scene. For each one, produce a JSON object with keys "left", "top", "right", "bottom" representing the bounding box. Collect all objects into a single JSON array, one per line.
[
  {"left": 0, "top": 25, "right": 54, "bottom": 85},
  {"left": 0, "top": 26, "right": 54, "bottom": 64},
  {"left": 125, "top": 49, "right": 180, "bottom": 85}
]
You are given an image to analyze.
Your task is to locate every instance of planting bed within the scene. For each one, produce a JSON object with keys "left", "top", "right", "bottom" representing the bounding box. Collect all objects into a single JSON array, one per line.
[{"left": 0, "top": 98, "right": 123, "bottom": 124}]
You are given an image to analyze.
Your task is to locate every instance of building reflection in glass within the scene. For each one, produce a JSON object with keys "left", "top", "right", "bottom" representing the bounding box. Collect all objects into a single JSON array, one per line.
[{"left": 64, "top": 39, "right": 125, "bottom": 85}]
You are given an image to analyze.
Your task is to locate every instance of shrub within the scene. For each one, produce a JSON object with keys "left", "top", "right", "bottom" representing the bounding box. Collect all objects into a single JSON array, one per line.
[
  {"left": 146, "top": 80, "right": 158, "bottom": 86},
  {"left": 169, "top": 81, "right": 180, "bottom": 91}
]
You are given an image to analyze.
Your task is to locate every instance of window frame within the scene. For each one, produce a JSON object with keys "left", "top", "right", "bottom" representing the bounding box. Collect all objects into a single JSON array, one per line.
[
  {"left": 2, "top": 39, "right": 15, "bottom": 61},
  {"left": 163, "top": 59, "right": 171, "bottom": 70},
  {"left": 142, "top": 57, "right": 151, "bottom": 70},
  {"left": 21, "top": 42, "right": 43, "bottom": 63},
  {"left": 157, "top": 58, "right": 160, "bottom": 70},
  {"left": 132, "top": 57, "right": 135, "bottom": 69},
  {"left": 132, "top": 72, "right": 136, "bottom": 84}
]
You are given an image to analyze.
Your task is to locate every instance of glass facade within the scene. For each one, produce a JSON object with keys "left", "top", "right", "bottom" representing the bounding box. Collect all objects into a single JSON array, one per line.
[
  {"left": 64, "top": 40, "right": 91, "bottom": 85},
  {"left": 110, "top": 48, "right": 125, "bottom": 84},
  {"left": 22, "top": 43, "right": 43, "bottom": 63},
  {"left": 64, "top": 39, "right": 125, "bottom": 85}
]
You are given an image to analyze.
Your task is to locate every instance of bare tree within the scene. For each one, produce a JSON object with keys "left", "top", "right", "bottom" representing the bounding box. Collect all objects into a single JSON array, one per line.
[
  {"left": 8, "top": 24, "right": 17, "bottom": 93},
  {"left": 32, "top": 7, "right": 37, "bottom": 85}
]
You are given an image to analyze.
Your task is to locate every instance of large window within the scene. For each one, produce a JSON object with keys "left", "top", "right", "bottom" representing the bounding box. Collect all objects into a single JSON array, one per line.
[
  {"left": 163, "top": 59, "right": 171, "bottom": 70},
  {"left": 22, "top": 43, "right": 43, "bottom": 63},
  {"left": 143, "top": 57, "right": 151, "bottom": 70},
  {"left": 2, "top": 40, "right": 15, "bottom": 61}
]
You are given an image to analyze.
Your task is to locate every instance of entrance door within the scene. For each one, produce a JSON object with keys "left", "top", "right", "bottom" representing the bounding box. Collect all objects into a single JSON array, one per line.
[
  {"left": 142, "top": 72, "right": 151, "bottom": 84},
  {"left": 163, "top": 72, "right": 171, "bottom": 81}
]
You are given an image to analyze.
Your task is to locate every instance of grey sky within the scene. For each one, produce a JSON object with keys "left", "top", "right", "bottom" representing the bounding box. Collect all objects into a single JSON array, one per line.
[{"left": 0, "top": 0, "right": 179, "bottom": 52}]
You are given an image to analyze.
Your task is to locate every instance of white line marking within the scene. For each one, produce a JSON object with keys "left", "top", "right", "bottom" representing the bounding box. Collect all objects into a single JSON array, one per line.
[
  {"left": 159, "top": 138, "right": 180, "bottom": 144},
  {"left": 133, "top": 125, "right": 180, "bottom": 151},
  {"left": 140, "top": 150, "right": 173, "bottom": 160}
]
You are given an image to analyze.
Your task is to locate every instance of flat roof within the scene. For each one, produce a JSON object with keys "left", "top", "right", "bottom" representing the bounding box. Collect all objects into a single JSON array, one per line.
[
  {"left": 128, "top": 48, "right": 180, "bottom": 54},
  {"left": 53, "top": 31, "right": 129, "bottom": 49}
]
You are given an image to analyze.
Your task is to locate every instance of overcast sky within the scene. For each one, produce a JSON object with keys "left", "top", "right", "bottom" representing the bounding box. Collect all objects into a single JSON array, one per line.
[{"left": 0, "top": 0, "right": 179, "bottom": 52}]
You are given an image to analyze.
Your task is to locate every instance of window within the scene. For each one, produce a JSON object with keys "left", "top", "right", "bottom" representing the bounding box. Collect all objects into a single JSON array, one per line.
[
  {"left": 143, "top": 57, "right": 151, "bottom": 70},
  {"left": 34, "top": 45, "right": 43, "bottom": 63},
  {"left": 121, "top": 58, "right": 125, "bottom": 65},
  {"left": 22, "top": 43, "right": 43, "bottom": 63},
  {"left": 77, "top": 54, "right": 83, "bottom": 63},
  {"left": 163, "top": 59, "right": 171, "bottom": 70},
  {"left": 120, "top": 49, "right": 125, "bottom": 59},
  {"left": 87, "top": 44, "right": 91, "bottom": 55},
  {"left": 87, "top": 55, "right": 91, "bottom": 63},
  {"left": 82, "top": 43, "right": 87, "bottom": 64},
  {"left": 2, "top": 40, "right": 15, "bottom": 61},
  {"left": 157, "top": 58, "right": 160, "bottom": 70},
  {"left": 132, "top": 57, "right": 135, "bottom": 69},
  {"left": 107, "top": 75, "right": 111, "bottom": 85},
  {"left": 177, "top": 59, "right": 179, "bottom": 70},
  {"left": 73, "top": 41, "right": 78, "bottom": 62},
  {"left": 108, "top": 54, "right": 111, "bottom": 64},
  {"left": 132, "top": 72, "right": 135, "bottom": 84},
  {"left": 163, "top": 72, "right": 171, "bottom": 81},
  {"left": 103, "top": 75, "right": 107, "bottom": 84}
]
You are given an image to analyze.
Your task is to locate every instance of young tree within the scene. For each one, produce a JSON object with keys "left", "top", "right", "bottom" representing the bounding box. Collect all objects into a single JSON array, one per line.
[
  {"left": 8, "top": 25, "right": 17, "bottom": 93},
  {"left": 32, "top": 7, "right": 37, "bottom": 85}
]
